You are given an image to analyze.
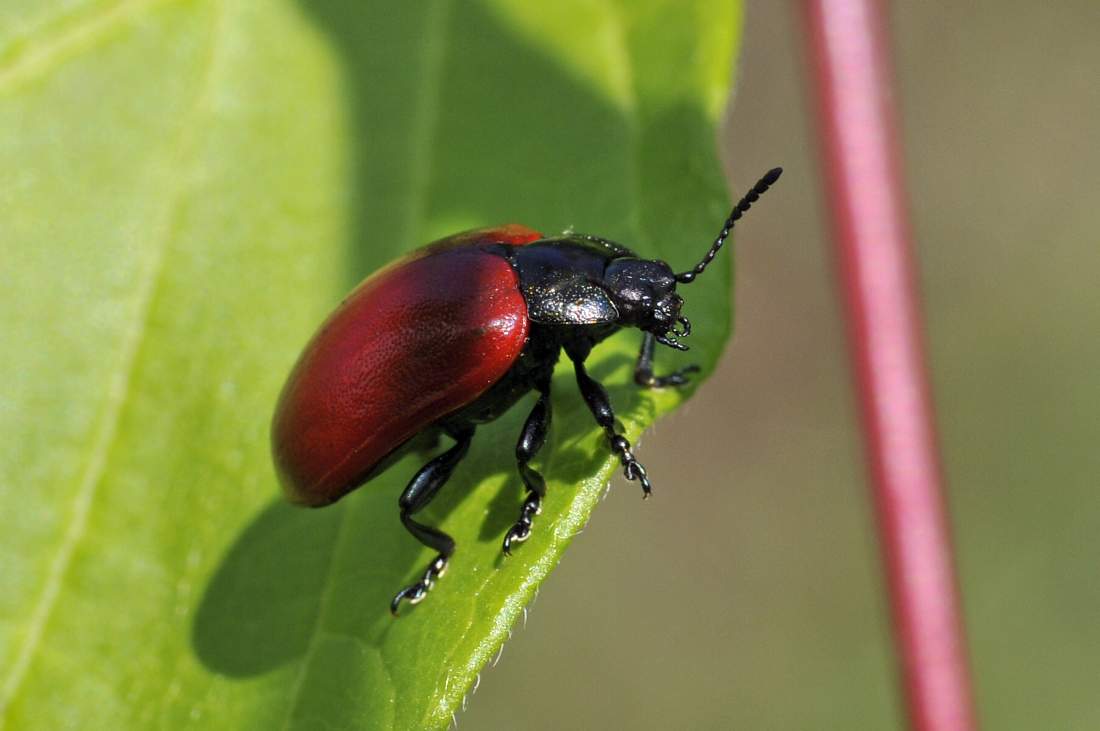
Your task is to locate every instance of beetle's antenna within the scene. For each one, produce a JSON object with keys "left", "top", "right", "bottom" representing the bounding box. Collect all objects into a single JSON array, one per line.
[{"left": 676, "top": 167, "right": 783, "bottom": 284}]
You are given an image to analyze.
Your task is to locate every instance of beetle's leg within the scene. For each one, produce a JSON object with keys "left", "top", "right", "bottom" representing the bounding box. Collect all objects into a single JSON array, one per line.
[
  {"left": 567, "top": 343, "right": 653, "bottom": 498},
  {"left": 503, "top": 375, "right": 552, "bottom": 555},
  {"left": 391, "top": 426, "right": 474, "bottom": 615},
  {"left": 634, "top": 332, "right": 700, "bottom": 389}
]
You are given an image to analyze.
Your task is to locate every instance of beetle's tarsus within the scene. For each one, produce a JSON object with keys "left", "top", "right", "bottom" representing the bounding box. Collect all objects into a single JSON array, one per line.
[
  {"left": 634, "top": 332, "right": 700, "bottom": 389},
  {"left": 622, "top": 457, "right": 653, "bottom": 498},
  {"left": 390, "top": 554, "right": 448, "bottom": 616},
  {"left": 502, "top": 494, "right": 539, "bottom": 555},
  {"left": 504, "top": 375, "right": 552, "bottom": 557},
  {"left": 637, "top": 363, "right": 700, "bottom": 389},
  {"left": 391, "top": 429, "right": 471, "bottom": 615}
]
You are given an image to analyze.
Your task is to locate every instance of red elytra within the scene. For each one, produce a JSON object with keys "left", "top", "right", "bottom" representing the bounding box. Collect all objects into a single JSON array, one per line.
[{"left": 272, "top": 224, "right": 543, "bottom": 506}]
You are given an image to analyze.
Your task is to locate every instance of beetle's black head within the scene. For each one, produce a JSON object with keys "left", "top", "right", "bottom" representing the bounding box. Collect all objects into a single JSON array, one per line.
[
  {"left": 604, "top": 258, "right": 692, "bottom": 350},
  {"left": 602, "top": 166, "right": 784, "bottom": 351}
]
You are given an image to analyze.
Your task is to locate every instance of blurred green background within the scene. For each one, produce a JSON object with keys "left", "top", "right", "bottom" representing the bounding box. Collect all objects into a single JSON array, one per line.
[{"left": 464, "top": 2, "right": 1100, "bottom": 729}]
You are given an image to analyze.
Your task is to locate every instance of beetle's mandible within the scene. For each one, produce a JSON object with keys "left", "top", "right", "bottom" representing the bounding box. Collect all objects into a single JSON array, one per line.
[{"left": 272, "top": 167, "right": 783, "bottom": 614}]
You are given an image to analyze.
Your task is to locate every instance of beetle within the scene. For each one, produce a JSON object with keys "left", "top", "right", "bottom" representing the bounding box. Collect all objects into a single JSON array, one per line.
[{"left": 272, "top": 167, "right": 782, "bottom": 614}]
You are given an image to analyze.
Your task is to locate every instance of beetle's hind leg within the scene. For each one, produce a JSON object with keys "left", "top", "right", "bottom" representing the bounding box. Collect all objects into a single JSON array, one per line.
[
  {"left": 503, "top": 375, "right": 552, "bottom": 555},
  {"left": 634, "top": 332, "right": 700, "bottom": 388},
  {"left": 391, "top": 425, "right": 474, "bottom": 615}
]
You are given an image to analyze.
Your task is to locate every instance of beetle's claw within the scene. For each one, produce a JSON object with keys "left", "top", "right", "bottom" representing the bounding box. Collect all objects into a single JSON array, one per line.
[
  {"left": 502, "top": 494, "right": 540, "bottom": 555},
  {"left": 646, "top": 364, "right": 701, "bottom": 389},
  {"left": 390, "top": 585, "right": 423, "bottom": 616},
  {"left": 613, "top": 438, "right": 653, "bottom": 499},
  {"left": 502, "top": 520, "right": 533, "bottom": 555},
  {"left": 390, "top": 554, "right": 448, "bottom": 616},
  {"left": 502, "top": 525, "right": 529, "bottom": 555},
  {"left": 628, "top": 465, "right": 653, "bottom": 499}
]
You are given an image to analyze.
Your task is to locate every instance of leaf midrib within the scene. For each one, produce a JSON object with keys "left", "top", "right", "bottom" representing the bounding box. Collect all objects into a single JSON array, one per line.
[{"left": 277, "top": 1, "right": 454, "bottom": 727}]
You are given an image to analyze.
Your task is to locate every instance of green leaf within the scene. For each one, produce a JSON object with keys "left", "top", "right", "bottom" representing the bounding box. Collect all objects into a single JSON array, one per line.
[{"left": 0, "top": 1, "right": 742, "bottom": 728}]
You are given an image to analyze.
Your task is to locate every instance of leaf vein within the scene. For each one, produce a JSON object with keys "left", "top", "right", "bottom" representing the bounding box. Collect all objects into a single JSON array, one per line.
[
  {"left": 281, "top": 2, "right": 454, "bottom": 725},
  {"left": 0, "top": 0, "right": 175, "bottom": 94},
  {"left": 0, "top": 1, "right": 227, "bottom": 722},
  {"left": 279, "top": 502, "right": 353, "bottom": 731}
]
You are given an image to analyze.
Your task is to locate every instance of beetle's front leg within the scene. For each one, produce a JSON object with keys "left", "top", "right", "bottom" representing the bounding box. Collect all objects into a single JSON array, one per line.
[
  {"left": 567, "top": 342, "right": 653, "bottom": 498},
  {"left": 634, "top": 332, "right": 700, "bottom": 388}
]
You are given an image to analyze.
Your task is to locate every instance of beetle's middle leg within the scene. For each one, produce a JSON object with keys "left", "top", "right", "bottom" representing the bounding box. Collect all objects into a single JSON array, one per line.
[
  {"left": 567, "top": 341, "right": 653, "bottom": 498},
  {"left": 503, "top": 374, "right": 552, "bottom": 555},
  {"left": 391, "top": 425, "right": 474, "bottom": 615},
  {"left": 634, "top": 332, "right": 700, "bottom": 388}
]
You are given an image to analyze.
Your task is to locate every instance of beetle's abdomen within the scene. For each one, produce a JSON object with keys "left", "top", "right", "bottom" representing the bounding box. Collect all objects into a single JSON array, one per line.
[{"left": 272, "top": 236, "right": 535, "bottom": 506}]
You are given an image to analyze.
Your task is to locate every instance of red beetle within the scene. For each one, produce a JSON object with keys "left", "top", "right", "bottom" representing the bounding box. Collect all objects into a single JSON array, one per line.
[{"left": 272, "top": 168, "right": 782, "bottom": 613}]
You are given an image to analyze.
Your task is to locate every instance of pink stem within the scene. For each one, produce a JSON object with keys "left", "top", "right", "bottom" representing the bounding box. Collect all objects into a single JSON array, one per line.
[{"left": 800, "top": 1, "right": 979, "bottom": 729}]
